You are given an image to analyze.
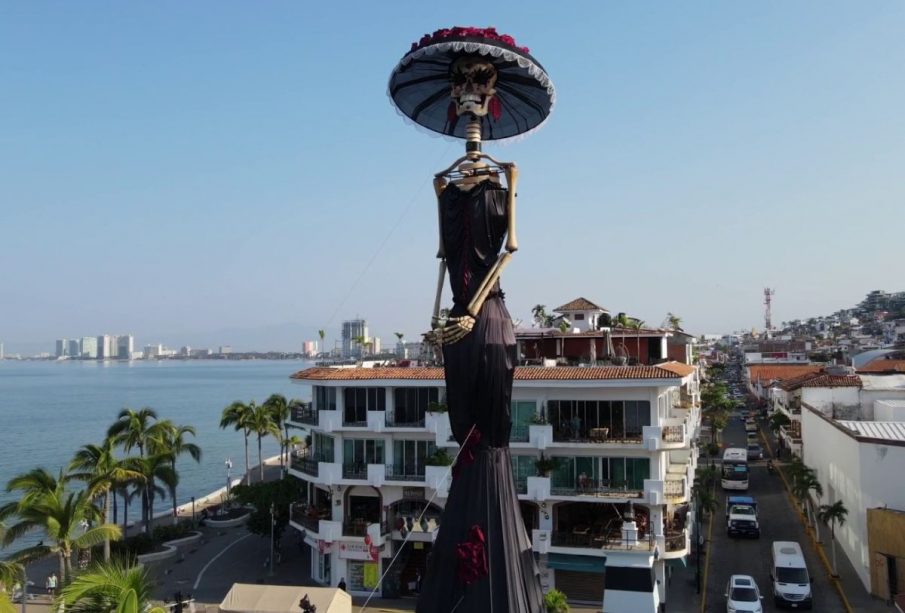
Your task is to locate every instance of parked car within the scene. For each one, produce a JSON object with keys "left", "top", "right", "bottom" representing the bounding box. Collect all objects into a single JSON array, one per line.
[
  {"left": 725, "top": 574, "right": 764, "bottom": 612},
  {"left": 747, "top": 443, "right": 764, "bottom": 461}
]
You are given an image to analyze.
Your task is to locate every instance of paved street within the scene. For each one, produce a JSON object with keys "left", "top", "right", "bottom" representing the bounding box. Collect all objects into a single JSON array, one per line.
[{"left": 703, "top": 416, "right": 842, "bottom": 612}]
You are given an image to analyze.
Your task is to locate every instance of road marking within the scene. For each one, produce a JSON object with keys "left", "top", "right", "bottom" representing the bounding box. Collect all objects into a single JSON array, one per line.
[{"left": 193, "top": 533, "right": 252, "bottom": 591}]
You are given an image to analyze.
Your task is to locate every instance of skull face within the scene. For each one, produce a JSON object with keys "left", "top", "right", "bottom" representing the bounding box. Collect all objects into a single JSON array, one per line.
[{"left": 450, "top": 56, "right": 498, "bottom": 117}]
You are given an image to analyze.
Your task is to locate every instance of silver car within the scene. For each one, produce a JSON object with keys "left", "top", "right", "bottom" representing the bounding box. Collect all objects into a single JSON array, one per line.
[{"left": 747, "top": 444, "right": 764, "bottom": 461}]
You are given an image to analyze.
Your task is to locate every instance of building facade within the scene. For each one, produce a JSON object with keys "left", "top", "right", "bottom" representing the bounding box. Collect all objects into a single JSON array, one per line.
[
  {"left": 341, "top": 319, "right": 369, "bottom": 359},
  {"left": 80, "top": 336, "right": 98, "bottom": 359},
  {"left": 285, "top": 362, "right": 700, "bottom": 610}
]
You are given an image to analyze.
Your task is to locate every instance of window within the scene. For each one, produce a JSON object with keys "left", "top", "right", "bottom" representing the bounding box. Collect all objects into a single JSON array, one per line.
[
  {"left": 392, "top": 440, "right": 436, "bottom": 475},
  {"left": 314, "top": 386, "right": 336, "bottom": 411},
  {"left": 344, "top": 387, "right": 386, "bottom": 424},
  {"left": 550, "top": 456, "right": 649, "bottom": 491},
  {"left": 548, "top": 400, "right": 651, "bottom": 440},
  {"left": 313, "top": 432, "right": 335, "bottom": 463},
  {"left": 510, "top": 400, "right": 535, "bottom": 441},
  {"left": 343, "top": 439, "right": 385, "bottom": 466},
  {"left": 393, "top": 387, "right": 439, "bottom": 425},
  {"left": 574, "top": 314, "right": 585, "bottom": 321}
]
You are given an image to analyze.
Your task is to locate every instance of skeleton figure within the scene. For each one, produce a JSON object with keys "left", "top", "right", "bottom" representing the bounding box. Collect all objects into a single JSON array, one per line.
[{"left": 426, "top": 56, "right": 518, "bottom": 348}]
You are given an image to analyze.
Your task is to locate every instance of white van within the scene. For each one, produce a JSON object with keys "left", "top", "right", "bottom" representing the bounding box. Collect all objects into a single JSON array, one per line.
[{"left": 770, "top": 541, "right": 812, "bottom": 609}]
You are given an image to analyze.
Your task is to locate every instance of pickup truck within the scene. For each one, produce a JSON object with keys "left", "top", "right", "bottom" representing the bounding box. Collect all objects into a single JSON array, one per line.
[{"left": 726, "top": 495, "right": 760, "bottom": 538}]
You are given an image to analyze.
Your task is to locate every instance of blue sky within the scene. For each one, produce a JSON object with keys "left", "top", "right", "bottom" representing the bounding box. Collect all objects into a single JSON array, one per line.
[{"left": 2, "top": 1, "right": 904, "bottom": 353}]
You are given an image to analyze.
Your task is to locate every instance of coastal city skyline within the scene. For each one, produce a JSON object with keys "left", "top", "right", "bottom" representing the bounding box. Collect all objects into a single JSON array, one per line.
[{"left": 3, "top": 3, "right": 904, "bottom": 355}]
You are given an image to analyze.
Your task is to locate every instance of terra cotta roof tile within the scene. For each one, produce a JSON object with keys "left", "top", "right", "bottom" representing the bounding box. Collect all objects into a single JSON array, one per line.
[{"left": 290, "top": 365, "right": 680, "bottom": 381}]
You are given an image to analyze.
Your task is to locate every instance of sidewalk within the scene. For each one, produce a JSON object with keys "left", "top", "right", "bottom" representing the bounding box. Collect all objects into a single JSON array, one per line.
[{"left": 759, "top": 422, "right": 891, "bottom": 612}]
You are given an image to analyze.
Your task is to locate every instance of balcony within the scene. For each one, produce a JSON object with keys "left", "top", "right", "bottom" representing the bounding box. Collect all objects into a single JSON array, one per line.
[
  {"left": 550, "top": 530, "right": 654, "bottom": 552},
  {"left": 288, "top": 503, "right": 327, "bottom": 534},
  {"left": 386, "top": 414, "right": 426, "bottom": 428},
  {"left": 342, "top": 519, "right": 384, "bottom": 537},
  {"left": 291, "top": 404, "right": 318, "bottom": 426},
  {"left": 550, "top": 478, "right": 644, "bottom": 499},
  {"left": 664, "top": 478, "right": 688, "bottom": 502},
  {"left": 552, "top": 426, "right": 643, "bottom": 445},
  {"left": 385, "top": 464, "right": 426, "bottom": 482},
  {"left": 662, "top": 425, "right": 684, "bottom": 444},
  {"left": 515, "top": 476, "right": 528, "bottom": 495},
  {"left": 291, "top": 455, "right": 319, "bottom": 477},
  {"left": 664, "top": 529, "right": 689, "bottom": 556},
  {"left": 342, "top": 415, "right": 367, "bottom": 428},
  {"left": 342, "top": 462, "right": 368, "bottom": 480}
]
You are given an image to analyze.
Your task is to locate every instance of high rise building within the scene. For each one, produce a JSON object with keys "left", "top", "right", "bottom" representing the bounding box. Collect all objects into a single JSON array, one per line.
[
  {"left": 80, "top": 336, "right": 98, "bottom": 359},
  {"left": 68, "top": 339, "right": 81, "bottom": 358},
  {"left": 303, "top": 341, "right": 318, "bottom": 357},
  {"left": 97, "top": 335, "right": 115, "bottom": 360},
  {"left": 144, "top": 344, "right": 163, "bottom": 358},
  {"left": 219, "top": 345, "right": 232, "bottom": 355},
  {"left": 116, "top": 335, "right": 134, "bottom": 360},
  {"left": 341, "top": 319, "right": 368, "bottom": 358},
  {"left": 0, "top": 341, "right": 4, "bottom": 360},
  {"left": 55, "top": 339, "right": 68, "bottom": 358}
]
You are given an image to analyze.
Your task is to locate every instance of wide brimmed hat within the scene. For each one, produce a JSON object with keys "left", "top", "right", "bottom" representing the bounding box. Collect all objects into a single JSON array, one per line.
[{"left": 388, "top": 27, "right": 555, "bottom": 142}]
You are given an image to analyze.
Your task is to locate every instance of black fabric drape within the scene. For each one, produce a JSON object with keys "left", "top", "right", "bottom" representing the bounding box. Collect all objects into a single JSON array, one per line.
[{"left": 416, "top": 182, "right": 544, "bottom": 612}]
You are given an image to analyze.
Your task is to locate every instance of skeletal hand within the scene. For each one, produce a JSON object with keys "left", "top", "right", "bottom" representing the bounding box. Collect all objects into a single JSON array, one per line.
[{"left": 424, "top": 315, "right": 475, "bottom": 346}]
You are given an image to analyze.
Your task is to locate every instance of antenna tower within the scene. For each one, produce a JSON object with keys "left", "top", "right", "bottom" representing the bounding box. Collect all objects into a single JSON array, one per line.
[{"left": 764, "top": 287, "right": 775, "bottom": 331}]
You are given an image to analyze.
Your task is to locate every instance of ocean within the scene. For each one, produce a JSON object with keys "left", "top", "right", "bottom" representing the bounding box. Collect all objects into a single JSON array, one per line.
[{"left": 0, "top": 358, "right": 313, "bottom": 552}]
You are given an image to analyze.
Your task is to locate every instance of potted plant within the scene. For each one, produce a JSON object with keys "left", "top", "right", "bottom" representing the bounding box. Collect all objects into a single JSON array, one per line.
[
  {"left": 427, "top": 401, "right": 448, "bottom": 414},
  {"left": 424, "top": 449, "right": 453, "bottom": 466},
  {"left": 535, "top": 453, "right": 559, "bottom": 477}
]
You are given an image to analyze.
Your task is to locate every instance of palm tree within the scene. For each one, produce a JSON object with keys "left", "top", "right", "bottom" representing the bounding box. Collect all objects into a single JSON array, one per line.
[
  {"left": 129, "top": 454, "right": 177, "bottom": 536},
  {"left": 0, "top": 525, "right": 22, "bottom": 613},
  {"left": 247, "top": 402, "right": 281, "bottom": 482},
  {"left": 318, "top": 329, "right": 326, "bottom": 355},
  {"left": 630, "top": 319, "right": 645, "bottom": 364},
  {"left": 352, "top": 335, "right": 367, "bottom": 358},
  {"left": 107, "top": 407, "right": 159, "bottom": 526},
  {"left": 665, "top": 312, "right": 683, "bottom": 331},
  {"left": 221, "top": 401, "right": 254, "bottom": 485},
  {"left": 264, "top": 394, "right": 290, "bottom": 470},
  {"left": 57, "top": 560, "right": 166, "bottom": 613},
  {"left": 148, "top": 421, "right": 201, "bottom": 525},
  {"left": 69, "top": 438, "right": 143, "bottom": 561},
  {"left": 694, "top": 486, "right": 718, "bottom": 518},
  {"left": 532, "top": 305, "right": 552, "bottom": 328},
  {"left": 3, "top": 473, "right": 121, "bottom": 582},
  {"left": 818, "top": 501, "right": 849, "bottom": 576}
]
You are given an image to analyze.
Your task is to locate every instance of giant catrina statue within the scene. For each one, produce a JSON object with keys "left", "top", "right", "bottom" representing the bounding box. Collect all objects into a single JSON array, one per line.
[{"left": 388, "top": 27, "right": 555, "bottom": 612}]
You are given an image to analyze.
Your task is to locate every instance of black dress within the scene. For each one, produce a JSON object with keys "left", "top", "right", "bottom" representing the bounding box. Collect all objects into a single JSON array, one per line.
[{"left": 416, "top": 181, "right": 544, "bottom": 613}]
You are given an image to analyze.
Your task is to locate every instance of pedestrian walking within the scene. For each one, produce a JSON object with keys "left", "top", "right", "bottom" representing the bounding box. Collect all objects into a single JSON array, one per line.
[
  {"left": 337, "top": 577, "right": 346, "bottom": 592},
  {"left": 48, "top": 572, "right": 58, "bottom": 595}
]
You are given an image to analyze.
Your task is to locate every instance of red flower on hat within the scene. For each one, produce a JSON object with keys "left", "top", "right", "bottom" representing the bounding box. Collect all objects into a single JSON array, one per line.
[
  {"left": 409, "top": 26, "right": 530, "bottom": 54},
  {"left": 451, "top": 428, "right": 482, "bottom": 480}
]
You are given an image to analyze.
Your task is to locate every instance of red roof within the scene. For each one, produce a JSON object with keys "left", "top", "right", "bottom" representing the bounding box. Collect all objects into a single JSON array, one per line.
[
  {"left": 779, "top": 372, "right": 862, "bottom": 391},
  {"left": 656, "top": 362, "right": 696, "bottom": 377},
  {"left": 553, "top": 297, "right": 608, "bottom": 313},
  {"left": 857, "top": 359, "right": 905, "bottom": 374},
  {"left": 291, "top": 365, "right": 682, "bottom": 382},
  {"left": 747, "top": 364, "right": 823, "bottom": 385}
]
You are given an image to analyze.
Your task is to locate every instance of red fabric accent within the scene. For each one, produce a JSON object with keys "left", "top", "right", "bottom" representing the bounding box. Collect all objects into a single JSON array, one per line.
[
  {"left": 447, "top": 101, "right": 458, "bottom": 123},
  {"left": 489, "top": 96, "right": 502, "bottom": 121},
  {"left": 455, "top": 524, "right": 488, "bottom": 585}
]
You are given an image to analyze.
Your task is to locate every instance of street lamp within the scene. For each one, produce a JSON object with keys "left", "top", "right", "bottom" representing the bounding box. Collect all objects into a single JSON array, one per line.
[
  {"left": 191, "top": 496, "right": 196, "bottom": 525},
  {"left": 269, "top": 502, "right": 275, "bottom": 577},
  {"left": 225, "top": 458, "right": 233, "bottom": 498}
]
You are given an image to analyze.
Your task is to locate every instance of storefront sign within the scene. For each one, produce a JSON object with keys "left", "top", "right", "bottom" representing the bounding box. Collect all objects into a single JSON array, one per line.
[
  {"left": 403, "top": 487, "right": 425, "bottom": 500},
  {"left": 339, "top": 542, "right": 384, "bottom": 560}
]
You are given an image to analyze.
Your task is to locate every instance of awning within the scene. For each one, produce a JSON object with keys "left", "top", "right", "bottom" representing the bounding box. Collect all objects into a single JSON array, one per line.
[
  {"left": 546, "top": 553, "right": 606, "bottom": 573},
  {"left": 219, "top": 583, "right": 352, "bottom": 613}
]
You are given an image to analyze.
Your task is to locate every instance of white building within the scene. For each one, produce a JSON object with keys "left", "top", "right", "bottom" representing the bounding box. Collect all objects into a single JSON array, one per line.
[
  {"left": 68, "top": 339, "right": 81, "bottom": 358},
  {"left": 802, "top": 401, "right": 905, "bottom": 592},
  {"left": 55, "top": 339, "right": 68, "bottom": 358},
  {"left": 286, "top": 362, "right": 700, "bottom": 610},
  {"left": 144, "top": 344, "right": 163, "bottom": 358},
  {"left": 80, "top": 336, "right": 98, "bottom": 359},
  {"left": 303, "top": 341, "right": 318, "bottom": 357},
  {"left": 97, "top": 335, "right": 116, "bottom": 360},
  {"left": 552, "top": 297, "right": 609, "bottom": 333},
  {"left": 219, "top": 345, "right": 232, "bottom": 355}
]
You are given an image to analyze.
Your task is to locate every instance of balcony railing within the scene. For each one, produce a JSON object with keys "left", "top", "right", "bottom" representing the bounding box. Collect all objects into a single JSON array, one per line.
[
  {"left": 662, "top": 425, "right": 684, "bottom": 443},
  {"left": 550, "top": 478, "right": 644, "bottom": 498},
  {"left": 551, "top": 530, "right": 653, "bottom": 551},
  {"left": 291, "top": 404, "right": 318, "bottom": 426},
  {"left": 551, "top": 427, "right": 643, "bottom": 444},
  {"left": 342, "top": 462, "right": 368, "bottom": 480},
  {"left": 342, "top": 520, "right": 389, "bottom": 537},
  {"left": 665, "top": 530, "right": 688, "bottom": 552},
  {"left": 385, "top": 464, "right": 426, "bottom": 482},
  {"left": 664, "top": 479, "right": 686, "bottom": 499},
  {"left": 291, "top": 456, "right": 319, "bottom": 477},
  {"left": 342, "top": 415, "right": 367, "bottom": 427},
  {"left": 386, "top": 415, "right": 425, "bottom": 428},
  {"left": 510, "top": 424, "right": 529, "bottom": 443},
  {"left": 289, "top": 503, "right": 326, "bottom": 533}
]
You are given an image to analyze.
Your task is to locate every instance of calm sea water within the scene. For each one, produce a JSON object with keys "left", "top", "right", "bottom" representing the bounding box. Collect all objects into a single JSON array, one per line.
[{"left": 0, "top": 359, "right": 312, "bottom": 551}]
